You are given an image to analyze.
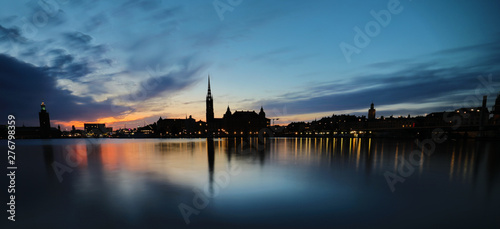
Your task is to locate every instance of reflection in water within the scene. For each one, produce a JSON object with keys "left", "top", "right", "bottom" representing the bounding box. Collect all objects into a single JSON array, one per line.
[
  {"left": 471, "top": 141, "right": 500, "bottom": 198},
  {"left": 42, "top": 144, "right": 56, "bottom": 183},
  {"left": 49, "top": 138, "right": 498, "bottom": 195},
  {"left": 207, "top": 138, "right": 215, "bottom": 196},
  {"left": 84, "top": 141, "right": 104, "bottom": 191},
  {"left": 11, "top": 138, "right": 499, "bottom": 228},
  {"left": 366, "top": 139, "right": 378, "bottom": 183}
]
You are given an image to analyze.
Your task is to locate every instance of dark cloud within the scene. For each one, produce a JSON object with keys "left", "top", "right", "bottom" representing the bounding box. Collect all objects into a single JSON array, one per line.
[
  {"left": 64, "top": 61, "right": 94, "bottom": 78},
  {"left": 51, "top": 53, "right": 73, "bottom": 68},
  {"left": 84, "top": 13, "right": 109, "bottom": 32},
  {"left": 40, "top": 32, "right": 111, "bottom": 79},
  {"left": 0, "top": 24, "right": 28, "bottom": 44},
  {"left": 115, "top": 57, "right": 207, "bottom": 104},
  {"left": 431, "top": 40, "right": 499, "bottom": 56},
  {"left": 0, "top": 54, "right": 130, "bottom": 126},
  {"left": 62, "top": 32, "right": 109, "bottom": 59},
  {"left": 261, "top": 69, "right": 499, "bottom": 117},
  {"left": 43, "top": 49, "right": 94, "bottom": 79},
  {"left": 99, "top": 58, "right": 113, "bottom": 66},
  {"left": 64, "top": 31, "right": 93, "bottom": 49},
  {"left": 258, "top": 42, "right": 500, "bottom": 117},
  {"left": 0, "top": 15, "right": 18, "bottom": 24},
  {"left": 182, "top": 100, "right": 204, "bottom": 105}
]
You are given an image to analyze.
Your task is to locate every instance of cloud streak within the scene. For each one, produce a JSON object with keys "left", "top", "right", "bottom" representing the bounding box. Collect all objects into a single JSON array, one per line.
[
  {"left": 1, "top": 0, "right": 500, "bottom": 126},
  {"left": 258, "top": 41, "right": 500, "bottom": 117},
  {"left": 0, "top": 54, "right": 130, "bottom": 125}
]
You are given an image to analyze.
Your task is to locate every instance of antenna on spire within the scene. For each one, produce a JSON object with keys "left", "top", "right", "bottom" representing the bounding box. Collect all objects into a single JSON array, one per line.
[{"left": 207, "top": 74, "right": 212, "bottom": 95}]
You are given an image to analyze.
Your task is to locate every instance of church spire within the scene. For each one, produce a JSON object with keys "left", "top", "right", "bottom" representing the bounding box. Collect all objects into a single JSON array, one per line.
[
  {"left": 39, "top": 101, "right": 51, "bottom": 138},
  {"left": 368, "top": 102, "right": 376, "bottom": 120},
  {"left": 259, "top": 106, "right": 265, "bottom": 118},
  {"left": 206, "top": 75, "right": 215, "bottom": 135},
  {"left": 207, "top": 75, "right": 212, "bottom": 97}
]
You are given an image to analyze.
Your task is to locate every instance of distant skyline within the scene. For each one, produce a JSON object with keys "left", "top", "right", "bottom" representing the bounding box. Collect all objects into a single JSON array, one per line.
[{"left": 1, "top": 0, "right": 500, "bottom": 129}]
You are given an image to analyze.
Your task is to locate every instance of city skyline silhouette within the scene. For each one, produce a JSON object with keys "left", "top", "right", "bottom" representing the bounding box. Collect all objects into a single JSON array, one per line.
[
  {"left": 1, "top": 1, "right": 500, "bottom": 130},
  {"left": 1, "top": 1, "right": 500, "bottom": 228}
]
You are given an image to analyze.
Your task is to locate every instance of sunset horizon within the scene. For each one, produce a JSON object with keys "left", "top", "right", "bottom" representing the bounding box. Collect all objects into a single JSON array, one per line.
[
  {"left": 1, "top": 1, "right": 500, "bottom": 228},
  {"left": 2, "top": 0, "right": 500, "bottom": 130}
]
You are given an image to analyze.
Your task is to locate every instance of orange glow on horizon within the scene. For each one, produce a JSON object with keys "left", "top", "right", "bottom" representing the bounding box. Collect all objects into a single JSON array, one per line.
[
  {"left": 53, "top": 113, "right": 157, "bottom": 129},
  {"left": 53, "top": 109, "right": 341, "bottom": 130}
]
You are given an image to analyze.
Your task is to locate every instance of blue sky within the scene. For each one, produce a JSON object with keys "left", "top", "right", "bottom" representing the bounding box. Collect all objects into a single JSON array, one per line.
[{"left": 1, "top": 0, "right": 499, "bottom": 129}]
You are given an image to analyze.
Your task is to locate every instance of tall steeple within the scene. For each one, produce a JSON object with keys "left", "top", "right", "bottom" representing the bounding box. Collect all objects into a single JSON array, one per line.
[
  {"left": 259, "top": 106, "right": 265, "bottom": 118},
  {"left": 207, "top": 75, "right": 212, "bottom": 97},
  {"left": 39, "top": 102, "right": 51, "bottom": 138},
  {"left": 224, "top": 105, "right": 232, "bottom": 119},
  {"left": 368, "top": 102, "right": 376, "bottom": 120},
  {"left": 206, "top": 75, "right": 214, "bottom": 136}
]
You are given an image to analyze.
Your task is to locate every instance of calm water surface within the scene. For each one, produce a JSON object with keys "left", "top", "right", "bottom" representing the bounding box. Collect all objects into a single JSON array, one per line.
[{"left": 3, "top": 138, "right": 500, "bottom": 228}]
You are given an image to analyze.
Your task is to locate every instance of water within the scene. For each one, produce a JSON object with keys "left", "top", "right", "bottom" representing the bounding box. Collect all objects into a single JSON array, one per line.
[{"left": 2, "top": 138, "right": 499, "bottom": 228}]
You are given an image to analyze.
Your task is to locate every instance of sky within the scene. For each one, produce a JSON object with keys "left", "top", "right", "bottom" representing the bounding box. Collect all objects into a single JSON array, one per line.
[{"left": 1, "top": 0, "right": 500, "bottom": 129}]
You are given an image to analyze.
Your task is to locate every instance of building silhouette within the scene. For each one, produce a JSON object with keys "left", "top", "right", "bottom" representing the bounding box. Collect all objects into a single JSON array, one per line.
[
  {"left": 206, "top": 76, "right": 215, "bottom": 137},
  {"left": 368, "top": 102, "right": 376, "bottom": 120},
  {"left": 222, "top": 107, "right": 270, "bottom": 135},
  {"left": 156, "top": 115, "right": 202, "bottom": 136},
  {"left": 205, "top": 75, "right": 270, "bottom": 136},
  {"left": 490, "top": 93, "right": 500, "bottom": 126},
  {"left": 9, "top": 102, "right": 62, "bottom": 139},
  {"left": 39, "top": 102, "right": 51, "bottom": 138},
  {"left": 150, "top": 76, "right": 269, "bottom": 138},
  {"left": 280, "top": 94, "right": 500, "bottom": 138},
  {"left": 492, "top": 93, "right": 500, "bottom": 125},
  {"left": 84, "top": 123, "right": 110, "bottom": 137}
]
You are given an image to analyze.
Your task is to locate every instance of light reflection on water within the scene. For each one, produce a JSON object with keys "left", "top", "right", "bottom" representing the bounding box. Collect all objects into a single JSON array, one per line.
[{"left": 3, "top": 138, "right": 500, "bottom": 228}]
